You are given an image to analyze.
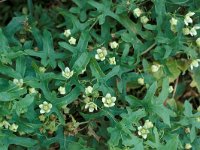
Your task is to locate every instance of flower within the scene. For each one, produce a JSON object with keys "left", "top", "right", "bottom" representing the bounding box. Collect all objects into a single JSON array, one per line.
[
  {"left": 64, "top": 29, "right": 71, "bottom": 38},
  {"left": 138, "top": 78, "right": 144, "bottom": 85},
  {"left": 151, "top": 64, "right": 160, "bottom": 73},
  {"left": 140, "top": 16, "right": 149, "bottom": 24},
  {"left": 189, "top": 26, "right": 200, "bottom": 36},
  {"left": 68, "top": 37, "right": 76, "bottom": 45},
  {"left": 9, "top": 123, "right": 18, "bottom": 132},
  {"left": 196, "top": 38, "right": 200, "bottom": 47},
  {"left": 29, "top": 88, "right": 38, "bottom": 94},
  {"left": 137, "top": 126, "right": 149, "bottom": 139},
  {"left": 39, "top": 67, "right": 46, "bottom": 73},
  {"left": 95, "top": 47, "right": 107, "bottom": 61},
  {"left": 109, "top": 41, "right": 119, "bottom": 49},
  {"left": 58, "top": 86, "right": 66, "bottom": 95},
  {"left": 185, "top": 128, "right": 190, "bottom": 134},
  {"left": 190, "top": 59, "right": 200, "bottom": 70},
  {"left": 85, "top": 86, "right": 93, "bottom": 95},
  {"left": 2, "top": 120, "right": 10, "bottom": 129},
  {"left": 102, "top": 93, "right": 116, "bottom": 107},
  {"left": 144, "top": 120, "right": 153, "bottom": 129},
  {"left": 170, "top": 17, "right": 178, "bottom": 26},
  {"left": 182, "top": 28, "right": 190, "bottom": 35},
  {"left": 184, "top": 12, "right": 195, "bottom": 26},
  {"left": 39, "top": 101, "right": 52, "bottom": 114},
  {"left": 85, "top": 102, "right": 97, "bottom": 112},
  {"left": 109, "top": 57, "right": 116, "bottom": 65},
  {"left": 62, "top": 67, "right": 74, "bottom": 79},
  {"left": 13, "top": 79, "right": 23, "bottom": 87},
  {"left": 133, "top": 8, "right": 142, "bottom": 17},
  {"left": 169, "top": 86, "right": 174, "bottom": 93},
  {"left": 185, "top": 143, "right": 192, "bottom": 149}
]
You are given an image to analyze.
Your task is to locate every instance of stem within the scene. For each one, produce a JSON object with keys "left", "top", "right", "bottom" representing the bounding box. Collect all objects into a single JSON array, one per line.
[{"left": 141, "top": 42, "right": 156, "bottom": 55}]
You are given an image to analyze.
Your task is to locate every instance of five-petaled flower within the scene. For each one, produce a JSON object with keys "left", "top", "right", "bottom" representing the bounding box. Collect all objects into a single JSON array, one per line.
[
  {"left": 102, "top": 93, "right": 116, "bottom": 107},
  {"left": 109, "top": 57, "right": 116, "bottom": 65},
  {"left": 137, "top": 126, "right": 149, "bottom": 139},
  {"left": 190, "top": 59, "right": 200, "bottom": 70},
  {"left": 85, "top": 86, "right": 93, "bottom": 95},
  {"left": 109, "top": 41, "right": 119, "bottom": 49},
  {"left": 140, "top": 16, "right": 149, "bottom": 24},
  {"left": 95, "top": 47, "right": 107, "bottom": 61},
  {"left": 9, "top": 123, "right": 18, "bottom": 132},
  {"left": 13, "top": 79, "right": 23, "bottom": 88},
  {"left": 58, "top": 86, "right": 66, "bottom": 95},
  {"left": 68, "top": 37, "right": 76, "bottom": 45},
  {"left": 151, "top": 64, "right": 160, "bottom": 73},
  {"left": 39, "top": 101, "right": 52, "bottom": 114},
  {"left": 133, "top": 8, "right": 142, "bottom": 17},
  {"left": 64, "top": 29, "right": 71, "bottom": 38},
  {"left": 62, "top": 67, "right": 74, "bottom": 79},
  {"left": 85, "top": 102, "right": 97, "bottom": 112}
]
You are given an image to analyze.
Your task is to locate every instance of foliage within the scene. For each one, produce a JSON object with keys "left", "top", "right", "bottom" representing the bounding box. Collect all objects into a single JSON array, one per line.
[{"left": 0, "top": 0, "right": 200, "bottom": 149}]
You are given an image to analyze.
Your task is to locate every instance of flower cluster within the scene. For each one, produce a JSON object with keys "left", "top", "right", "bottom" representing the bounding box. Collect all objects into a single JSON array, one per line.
[{"left": 137, "top": 120, "right": 153, "bottom": 139}]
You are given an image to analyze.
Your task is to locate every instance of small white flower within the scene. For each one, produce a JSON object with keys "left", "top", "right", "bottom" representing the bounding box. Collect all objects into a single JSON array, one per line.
[
  {"left": 85, "top": 86, "right": 93, "bottom": 95},
  {"left": 170, "top": 17, "right": 178, "bottom": 26},
  {"left": 185, "top": 143, "right": 192, "bottom": 149},
  {"left": 185, "top": 128, "right": 191, "bottom": 134},
  {"left": 68, "top": 37, "right": 76, "bottom": 45},
  {"left": 9, "top": 123, "right": 18, "bottom": 132},
  {"left": 58, "top": 86, "right": 66, "bottom": 95},
  {"left": 196, "top": 38, "right": 200, "bottom": 47},
  {"left": 190, "top": 59, "right": 200, "bottom": 70},
  {"left": 137, "top": 126, "right": 149, "bottom": 139},
  {"left": 39, "top": 67, "right": 46, "bottom": 73},
  {"left": 62, "top": 67, "right": 74, "bottom": 79},
  {"left": 184, "top": 12, "right": 195, "bottom": 26},
  {"left": 190, "top": 26, "right": 200, "bottom": 36},
  {"left": 169, "top": 86, "right": 174, "bottom": 93},
  {"left": 39, "top": 101, "right": 52, "bottom": 114},
  {"left": 29, "top": 88, "right": 38, "bottom": 94},
  {"left": 133, "top": 8, "right": 142, "bottom": 17},
  {"left": 109, "top": 41, "right": 119, "bottom": 49},
  {"left": 64, "top": 29, "right": 71, "bottom": 38},
  {"left": 85, "top": 102, "right": 97, "bottom": 112},
  {"left": 138, "top": 78, "right": 144, "bottom": 85},
  {"left": 151, "top": 64, "right": 160, "bottom": 73},
  {"left": 109, "top": 57, "right": 116, "bottom": 65},
  {"left": 95, "top": 47, "right": 107, "bottom": 61},
  {"left": 144, "top": 120, "right": 153, "bottom": 129},
  {"left": 140, "top": 16, "right": 149, "bottom": 24},
  {"left": 182, "top": 28, "right": 190, "bottom": 35},
  {"left": 13, "top": 79, "right": 23, "bottom": 87},
  {"left": 2, "top": 120, "right": 10, "bottom": 129},
  {"left": 102, "top": 93, "right": 116, "bottom": 107}
]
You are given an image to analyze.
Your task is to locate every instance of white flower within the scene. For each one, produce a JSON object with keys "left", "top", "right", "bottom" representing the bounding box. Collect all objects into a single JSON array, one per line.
[
  {"left": 140, "top": 16, "right": 149, "bottom": 24},
  {"left": 64, "top": 29, "right": 71, "bottom": 38},
  {"left": 85, "top": 86, "right": 93, "bottom": 95},
  {"left": 85, "top": 102, "right": 97, "bottom": 112},
  {"left": 133, "top": 8, "right": 142, "bottom": 17},
  {"left": 169, "top": 86, "right": 174, "bottom": 93},
  {"left": 68, "top": 37, "right": 76, "bottom": 45},
  {"left": 144, "top": 120, "right": 153, "bottom": 129},
  {"left": 185, "top": 143, "right": 192, "bottom": 149},
  {"left": 184, "top": 12, "right": 195, "bottom": 26},
  {"left": 151, "top": 64, "right": 160, "bottom": 73},
  {"left": 170, "top": 17, "right": 178, "bottom": 26},
  {"left": 9, "top": 123, "right": 18, "bottom": 132},
  {"left": 2, "top": 120, "right": 10, "bottom": 129},
  {"left": 182, "top": 28, "right": 190, "bottom": 35},
  {"left": 138, "top": 78, "right": 144, "bottom": 85},
  {"left": 137, "top": 126, "right": 149, "bottom": 139},
  {"left": 39, "top": 101, "right": 52, "bottom": 114},
  {"left": 29, "top": 88, "right": 38, "bottom": 94},
  {"left": 190, "top": 26, "right": 200, "bottom": 36},
  {"left": 58, "top": 86, "right": 66, "bottom": 95},
  {"left": 109, "top": 57, "right": 116, "bottom": 65},
  {"left": 109, "top": 41, "right": 119, "bottom": 49},
  {"left": 185, "top": 128, "right": 191, "bottom": 134},
  {"left": 102, "top": 93, "right": 116, "bottom": 107},
  {"left": 190, "top": 59, "right": 200, "bottom": 70},
  {"left": 39, "top": 67, "right": 46, "bottom": 73},
  {"left": 13, "top": 79, "right": 23, "bottom": 87},
  {"left": 196, "top": 38, "right": 200, "bottom": 47},
  {"left": 95, "top": 47, "right": 107, "bottom": 61},
  {"left": 62, "top": 67, "right": 74, "bottom": 79}
]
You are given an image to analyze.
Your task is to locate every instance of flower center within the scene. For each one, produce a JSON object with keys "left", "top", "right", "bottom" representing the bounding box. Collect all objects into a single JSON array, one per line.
[
  {"left": 106, "top": 98, "right": 112, "bottom": 104},
  {"left": 99, "top": 52, "right": 104, "bottom": 58},
  {"left": 43, "top": 105, "right": 49, "bottom": 111}
]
